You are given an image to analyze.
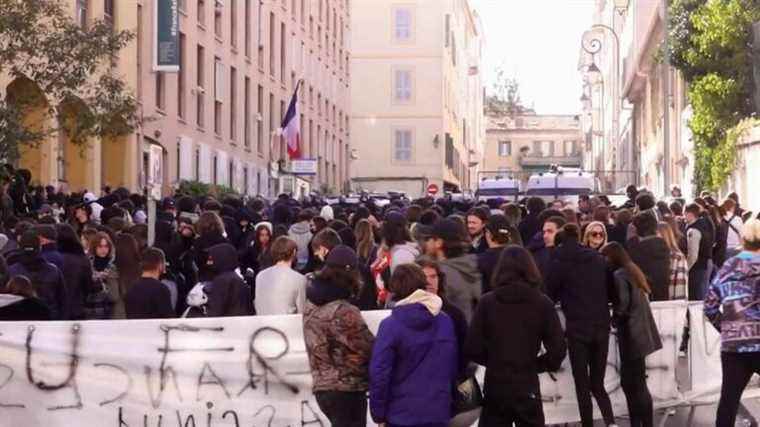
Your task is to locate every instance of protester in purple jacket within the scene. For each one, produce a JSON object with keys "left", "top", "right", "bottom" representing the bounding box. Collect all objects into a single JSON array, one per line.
[{"left": 370, "top": 263, "right": 458, "bottom": 427}]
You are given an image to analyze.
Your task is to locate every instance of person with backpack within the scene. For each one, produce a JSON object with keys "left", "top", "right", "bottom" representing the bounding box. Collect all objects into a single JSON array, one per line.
[
  {"left": 303, "top": 245, "right": 375, "bottom": 427},
  {"left": 722, "top": 198, "right": 744, "bottom": 259}
]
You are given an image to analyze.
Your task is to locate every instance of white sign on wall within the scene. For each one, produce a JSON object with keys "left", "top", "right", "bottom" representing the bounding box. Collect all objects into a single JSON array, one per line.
[{"left": 290, "top": 159, "right": 318, "bottom": 176}]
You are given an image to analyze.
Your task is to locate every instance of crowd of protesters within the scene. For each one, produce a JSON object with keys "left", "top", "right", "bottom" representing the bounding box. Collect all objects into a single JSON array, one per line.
[{"left": 1, "top": 163, "right": 760, "bottom": 427}]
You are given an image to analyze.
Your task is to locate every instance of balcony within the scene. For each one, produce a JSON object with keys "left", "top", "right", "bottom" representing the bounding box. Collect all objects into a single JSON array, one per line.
[{"left": 519, "top": 153, "right": 583, "bottom": 168}]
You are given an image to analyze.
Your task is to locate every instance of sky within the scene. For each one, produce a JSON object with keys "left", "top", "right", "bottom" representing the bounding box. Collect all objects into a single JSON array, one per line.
[{"left": 470, "top": 0, "right": 596, "bottom": 115}]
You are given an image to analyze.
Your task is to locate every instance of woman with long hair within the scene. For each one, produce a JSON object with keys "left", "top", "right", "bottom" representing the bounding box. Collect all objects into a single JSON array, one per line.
[
  {"left": 354, "top": 219, "right": 381, "bottom": 310},
  {"left": 466, "top": 246, "right": 566, "bottom": 426},
  {"left": 656, "top": 222, "right": 688, "bottom": 300},
  {"left": 582, "top": 221, "right": 608, "bottom": 251},
  {"left": 87, "top": 231, "right": 120, "bottom": 319},
  {"left": 370, "top": 263, "right": 458, "bottom": 427},
  {"left": 112, "top": 233, "right": 141, "bottom": 319},
  {"left": 601, "top": 242, "right": 662, "bottom": 427},
  {"left": 244, "top": 223, "right": 273, "bottom": 275},
  {"left": 303, "top": 246, "right": 374, "bottom": 427}
]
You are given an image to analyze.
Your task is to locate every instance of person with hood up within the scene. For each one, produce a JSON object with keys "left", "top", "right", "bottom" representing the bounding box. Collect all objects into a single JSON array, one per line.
[
  {"left": 203, "top": 243, "right": 250, "bottom": 317},
  {"left": 546, "top": 223, "right": 615, "bottom": 427},
  {"left": 466, "top": 245, "right": 566, "bottom": 426},
  {"left": 320, "top": 205, "right": 335, "bottom": 222},
  {"left": 83, "top": 192, "right": 104, "bottom": 223},
  {"left": 193, "top": 211, "right": 229, "bottom": 282},
  {"left": 370, "top": 263, "right": 458, "bottom": 427},
  {"left": 56, "top": 223, "right": 96, "bottom": 320},
  {"left": 426, "top": 218, "right": 482, "bottom": 323},
  {"left": 518, "top": 197, "right": 546, "bottom": 245},
  {"left": 6, "top": 230, "right": 68, "bottom": 320},
  {"left": 628, "top": 213, "right": 672, "bottom": 301},
  {"left": 601, "top": 242, "right": 662, "bottom": 427},
  {"left": 288, "top": 210, "right": 314, "bottom": 271},
  {"left": 705, "top": 219, "right": 760, "bottom": 426},
  {"left": 0, "top": 275, "right": 51, "bottom": 321},
  {"left": 36, "top": 224, "right": 65, "bottom": 272},
  {"left": 303, "top": 245, "right": 375, "bottom": 427}
]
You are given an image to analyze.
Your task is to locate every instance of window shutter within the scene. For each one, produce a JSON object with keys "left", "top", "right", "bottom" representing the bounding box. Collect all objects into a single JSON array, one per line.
[
  {"left": 199, "top": 143, "right": 212, "bottom": 183},
  {"left": 179, "top": 136, "right": 194, "bottom": 180},
  {"left": 217, "top": 151, "right": 228, "bottom": 185}
]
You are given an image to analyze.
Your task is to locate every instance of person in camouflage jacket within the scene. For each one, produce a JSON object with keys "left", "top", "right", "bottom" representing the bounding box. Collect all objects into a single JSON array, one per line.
[{"left": 303, "top": 246, "right": 374, "bottom": 427}]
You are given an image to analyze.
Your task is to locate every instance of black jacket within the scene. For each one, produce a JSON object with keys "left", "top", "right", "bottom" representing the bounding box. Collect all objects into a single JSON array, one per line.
[
  {"left": 612, "top": 269, "right": 663, "bottom": 361},
  {"left": 204, "top": 243, "right": 250, "bottom": 317},
  {"left": 193, "top": 231, "right": 228, "bottom": 282},
  {"left": 7, "top": 253, "right": 68, "bottom": 320},
  {"left": 124, "top": 277, "right": 174, "bottom": 319},
  {"left": 518, "top": 214, "right": 541, "bottom": 247},
  {"left": 60, "top": 252, "right": 95, "bottom": 320},
  {"left": 546, "top": 239, "right": 613, "bottom": 339},
  {"left": 0, "top": 295, "right": 51, "bottom": 321},
  {"left": 477, "top": 247, "right": 503, "bottom": 293},
  {"left": 627, "top": 236, "right": 671, "bottom": 302},
  {"left": 465, "top": 281, "right": 566, "bottom": 399}
]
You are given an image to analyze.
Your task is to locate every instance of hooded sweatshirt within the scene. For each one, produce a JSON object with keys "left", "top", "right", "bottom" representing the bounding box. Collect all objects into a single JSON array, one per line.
[
  {"left": 627, "top": 235, "right": 672, "bottom": 301},
  {"left": 288, "top": 221, "right": 313, "bottom": 268},
  {"left": 7, "top": 253, "right": 68, "bottom": 320},
  {"left": 204, "top": 243, "right": 249, "bottom": 317},
  {"left": 439, "top": 254, "right": 482, "bottom": 323},
  {"left": 370, "top": 290, "right": 457, "bottom": 425}
]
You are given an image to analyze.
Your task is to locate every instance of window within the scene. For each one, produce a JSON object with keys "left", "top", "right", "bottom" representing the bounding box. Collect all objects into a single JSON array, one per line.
[
  {"left": 231, "top": 0, "right": 237, "bottom": 47},
  {"left": 155, "top": 72, "right": 166, "bottom": 110},
  {"left": 243, "top": 166, "right": 249, "bottom": 194},
  {"left": 104, "top": 0, "right": 114, "bottom": 28},
  {"left": 76, "top": 0, "right": 88, "bottom": 28},
  {"left": 214, "top": 57, "right": 223, "bottom": 135},
  {"left": 244, "top": 0, "right": 251, "bottom": 56},
  {"left": 214, "top": 1, "right": 223, "bottom": 38},
  {"left": 136, "top": 5, "right": 143, "bottom": 101},
  {"left": 198, "top": 0, "right": 205, "bottom": 26},
  {"left": 269, "top": 93, "right": 275, "bottom": 153},
  {"left": 257, "top": 85, "right": 264, "bottom": 152},
  {"left": 230, "top": 66, "right": 237, "bottom": 140},
  {"left": 212, "top": 154, "right": 218, "bottom": 184},
  {"left": 257, "top": 0, "right": 264, "bottom": 64},
  {"left": 532, "top": 141, "right": 542, "bottom": 156},
  {"left": 543, "top": 141, "right": 554, "bottom": 156},
  {"left": 244, "top": 77, "right": 251, "bottom": 147},
  {"left": 196, "top": 44, "right": 205, "bottom": 127},
  {"left": 498, "top": 141, "right": 511, "bottom": 157},
  {"left": 445, "top": 14, "right": 450, "bottom": 47},
  {"left": 394, "top": 130, "right": 413, "bottom": 161},
  {"left": 393, "top": 7, "right": 412, "bottom": 42},
  {"left": 178, "top": 33, "right": 186, "bottom": 119},
  {"left": 228, "top": 160, "right": 234, "bottom": 188},
  {"left": 394, "top": 69, "right": 413, "bottom": 102},
  {"left": 281, "top": 22, "right": 287, "bottom": 82},
  {"left": 300, "top": 0, "right": 306, "bottom": 25},
  {"left": 194, "top": 147, "right": 200, "bottom": 180},
  {"left": 269, "top": 12, "right": 276, "bottom": 76}
]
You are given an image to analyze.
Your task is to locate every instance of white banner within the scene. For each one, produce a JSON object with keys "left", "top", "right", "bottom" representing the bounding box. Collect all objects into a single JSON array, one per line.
[
  {"left": 541, "top": 300, "right": 687, "bottom": 424},
  {"left": 0, "top": 302, "right": 722, "bottom": 426}
]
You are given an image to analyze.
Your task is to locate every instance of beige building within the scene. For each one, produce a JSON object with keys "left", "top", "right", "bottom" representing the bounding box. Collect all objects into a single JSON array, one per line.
[
  {"left": 3, "top": 0, "right": 351, "bottom": 198},
  {"left": 483, "top": 113, "right": 584, "bottom": 179},
  {"left": 580, "top": 0, "right": 691, "bottom": 196},
  {"left": 349, "top": 0, "right": 485, "bottom": 197}
]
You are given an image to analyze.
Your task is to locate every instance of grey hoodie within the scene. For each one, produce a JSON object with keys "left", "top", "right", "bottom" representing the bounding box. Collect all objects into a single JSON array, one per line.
[
  {"left": 288, "top": 221, "right": 313, "bottom": 268},
  {"left": 439, "top": 254, "right": 482, "bottom": 323}
]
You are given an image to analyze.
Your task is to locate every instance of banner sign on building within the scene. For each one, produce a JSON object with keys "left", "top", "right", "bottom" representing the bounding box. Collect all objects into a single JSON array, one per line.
[
  {"left": 154, "top": 0, "right": 180, "bottom": 72},
  {"left": 0, "top": 302, "right": 745, "bottom": 426},
  {"left": 290, "top": 159, "right": 318, "bottom": 175}
]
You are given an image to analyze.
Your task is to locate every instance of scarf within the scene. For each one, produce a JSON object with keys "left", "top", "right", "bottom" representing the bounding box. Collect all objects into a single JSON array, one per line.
[{"left": 93, "top": 255, "right": 111, "bottom": 272}]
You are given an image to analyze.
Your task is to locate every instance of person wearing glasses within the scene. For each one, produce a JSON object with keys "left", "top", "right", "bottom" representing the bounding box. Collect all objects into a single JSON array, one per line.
[{"left": 582, "top": 221, "right": 608, "bottom": 252}]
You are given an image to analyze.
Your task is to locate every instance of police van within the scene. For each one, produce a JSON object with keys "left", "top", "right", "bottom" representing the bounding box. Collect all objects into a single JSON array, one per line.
[
  {"left": 524, "top": 168, "right": 599, "bottom": 205},
  {"left": 475, "top": 175, "right": 521, "bottom": 202}
]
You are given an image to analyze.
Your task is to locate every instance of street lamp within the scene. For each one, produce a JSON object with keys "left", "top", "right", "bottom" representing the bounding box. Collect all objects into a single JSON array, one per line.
[{"left": 581, "top": 24, "right": 621, "bottom": 192}]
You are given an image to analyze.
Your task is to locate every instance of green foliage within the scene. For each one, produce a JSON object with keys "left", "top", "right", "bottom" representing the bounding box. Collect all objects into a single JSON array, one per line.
[
  {"left": 485, "top": 67, "right": 528, "bottom": 116},
  {"left": 668, "top": 0, "right": 760, "bottom": 191},
  {"left": 0, "top": 0, "right": 139, "bottom": 162},
  {"left": 177, "top": 180, "right": 240, "bottom": 199}
]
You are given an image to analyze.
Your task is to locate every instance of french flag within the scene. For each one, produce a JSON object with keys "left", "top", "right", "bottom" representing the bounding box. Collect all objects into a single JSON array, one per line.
[{"left": 281, "top": 81, "right": 302, "bottom": 160}]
